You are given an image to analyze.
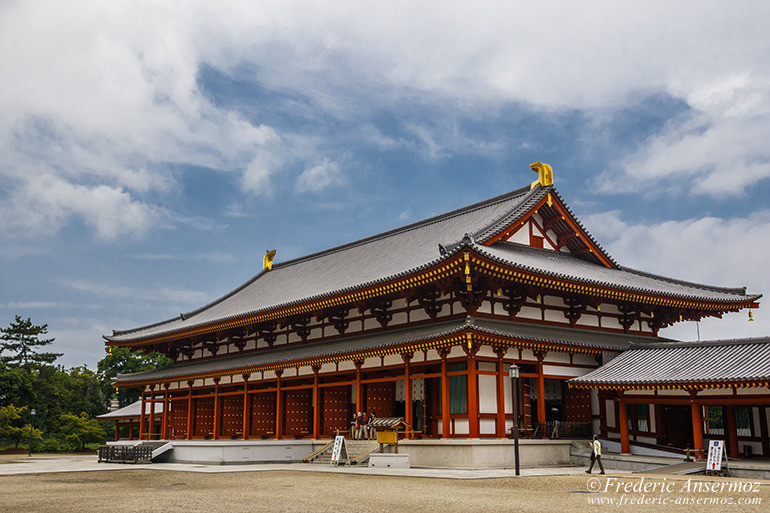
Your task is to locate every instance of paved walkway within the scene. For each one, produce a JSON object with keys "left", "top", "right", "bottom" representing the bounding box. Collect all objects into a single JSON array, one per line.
[{"left": 0, "top": 454, "right": 624, "bottom": 479}]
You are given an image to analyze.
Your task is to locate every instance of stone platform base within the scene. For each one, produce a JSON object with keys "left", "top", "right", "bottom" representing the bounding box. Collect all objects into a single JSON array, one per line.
[
  {"left": 369, "top": 453, "right": 410, "bottom": 468},
  {"left": 107, "top": 438, "right": 573, "bottom": 468}
]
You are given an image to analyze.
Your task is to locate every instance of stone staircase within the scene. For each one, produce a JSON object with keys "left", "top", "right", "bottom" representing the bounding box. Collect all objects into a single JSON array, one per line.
[{"left": 306, "top": 439, "right": 381, "bottom": 465}]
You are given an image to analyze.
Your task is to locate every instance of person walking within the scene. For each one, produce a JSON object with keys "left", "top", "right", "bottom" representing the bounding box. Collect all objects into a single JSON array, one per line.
[
  {"left": 585, "top": 435, "right": 605, "bottom": 474},
  {"left": 368, "top": 411, "right": 377, "bottom": 440}
]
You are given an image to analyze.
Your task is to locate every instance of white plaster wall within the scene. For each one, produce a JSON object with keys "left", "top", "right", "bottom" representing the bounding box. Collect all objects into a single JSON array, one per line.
[
  {"left": 507, "top": 226, "right": 529, "bottom": 245},
  {"left": 478, "top": 361, "right": 496, "bottom": 372},
  {"left": 517, "top": 306, "right": 541, "bottom": 320},
  {"left": 577, "top": 316, "right": 600, "bottom": 327},
  {"left": 753, "top": 407, "right": 761, "bottom": 435},
  {"left": 543, "top": 366, "right": 583, "bottom": 378},
  {"left": 601, "top": 317, "right": 623, "bottom": 330},
  {"left": 480, "top": 418, "right": 496, "bottom": 435},
  {"left": 544, "top": 352, "right": 570, "bottom": 363},
  {"left": 362, "top": 357, "right": 380, "bottom": 369},
  {"left": 543, "top": 296, "right": 564, "bottom": 307},
  {"left": 448, "top": 345, "right": 465, "bottom": 358},
  {"left": 263, "top": 371, "right": 276, "bottom": 380},
  {"left": 297, "top": 366, "right": 312, "bottom": 376},
  {"left": 476, "top": 301, "right": 493, "bottom": 314},
  {"left": 337, "top": 360, "right": 355, "bottom": 372},
  {"left": 454, "top": 418, "right": 469, "bottom": 435},
  {"left": 503, "top": 366, "right": 513, "bottom": 414},
  {"left": 736, "top": 387, "right": 766, "bottom": 395},
  {"left": 383, "top": 354, "right": 402, "bottom": 367},
  {"left": 478, "top": 375, "right": 497, "bottom": 413},
  {"left": 543, "top": 310, "right": 563, "bottom": 323},
  {"left": 410, "top": 309, "right": 430, "bottom": 322},
  {"left": 425, "top": 349, "right": 440, "bottom": 362},
  {"left": 656, "top": 389, "right": 689, "bottom": 397},
  {"left": 606, "top": 400, "right": 615, "bottom": 428},
  {"left": 573, "top": 354, "right": 597, "bottom": 366},
  {"left": 648, "top": 404, "right": 656, "bottom": 432},
  {"left": 391, "top": 312, "right": 408, "bottom": 325},
  {"left": 520, "top": 349, "right": 535, "bottom": 361}
]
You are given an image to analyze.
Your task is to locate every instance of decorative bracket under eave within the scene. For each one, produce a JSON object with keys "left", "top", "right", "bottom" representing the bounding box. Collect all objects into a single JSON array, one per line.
[{"left": 530, "top": 162, "right": 554, "bottom": 189}]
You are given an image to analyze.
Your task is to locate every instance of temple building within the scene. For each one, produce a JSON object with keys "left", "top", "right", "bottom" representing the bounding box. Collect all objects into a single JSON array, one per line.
[{"left": 106, "top": 163, "right": 763, "bottom": 463}]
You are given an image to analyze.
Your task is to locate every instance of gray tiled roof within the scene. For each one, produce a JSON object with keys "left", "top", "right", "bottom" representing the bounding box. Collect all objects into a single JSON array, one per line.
[
  {"left": 107, "top": 185, "right": 543, "bottom": 343},
  {"left": 96, "top": 400, "right": 164, "bottom": 419},
  {"left": 113, "top": 318, "right": 650, "bottom": 385},
  {"left": 569, "top": 337, "right": 770, "bottom": 387},
  {"left": 475, "top": 241, "right": 759, "bottom": 303},
  {"left": 107, "top": 183, "right": 759, "bottom": 345}
]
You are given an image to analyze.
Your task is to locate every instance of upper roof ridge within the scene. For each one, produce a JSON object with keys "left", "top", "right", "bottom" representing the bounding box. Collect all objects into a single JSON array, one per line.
[
  {"left": 620, "top": 265, "right": 752, "bottom": 296},
  {"left": 629, "top": 336, "right": 770, "bottom": 349},
  {"left": 269, "top": 184, "right": 532, "bottom": 270},
  {"left": 117, "top": 184, "right": 532, "bottom": 334}
]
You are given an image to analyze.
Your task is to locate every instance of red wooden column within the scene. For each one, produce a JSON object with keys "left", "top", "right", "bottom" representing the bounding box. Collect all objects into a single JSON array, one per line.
[
  {"left": 354, "top": 360, "right": 364, "bottom": 416},
  {"left": 402, "top": 352, "right": 413, "bottom": 439},
  {"left": 242, "top": 374, "right": 250, "bottom": 440},
  {"left": 186, "top": 381, "right": 193, "bottom": 440},
  {"left": 161, "top": 384, "right": 170, "bottom": 440},
  {"left": 139, "top": 390, "right": 146, "bottom": 440},
  {"left": 275, "top": 369, "right": 283, "bottom": 440},
  {"left": 439, "top": 348, "right": 450, "bottom": 438},
  {"left": 128, "top": 424, "right": 134, "bottom": 440},
  {"left": 725, "top": 405, "right": 740, "bottom": 459},
  {"left": 494, "top": 347, "right": 506, "bottom": 438},
  {"left": 618, "top": 396, "right": 630, "bottom": 453},
  {"left": 535, "top": 351, "right": 547, "bottom": 438},
  {"left": 213, "top": 378, "right": 221, "bottom": 440},
  {"left": 312, "top": 365, "right": 321, "bottom": 439},
  {"left": 148, "top": 386, "right": 156, "bottom": 440},
  {"left": 464, "top": 336, "right": 479, "bottom": 438},
  {"left": 690, "top": 392, "right": 704, "bottom": 457}
]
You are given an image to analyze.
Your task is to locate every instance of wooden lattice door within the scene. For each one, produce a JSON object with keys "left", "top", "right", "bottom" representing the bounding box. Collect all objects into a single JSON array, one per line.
[
  {"left": 322, "top": 385, "right": 350, "bottom": 435},
  {"left": 250, "top": 392, "right": 276, "bottom": 437}
]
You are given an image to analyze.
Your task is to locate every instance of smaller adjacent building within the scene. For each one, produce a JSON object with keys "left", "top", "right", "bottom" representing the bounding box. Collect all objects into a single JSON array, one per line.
[{"left": 569, "top": 337, "right": 770, "bottom": 459}]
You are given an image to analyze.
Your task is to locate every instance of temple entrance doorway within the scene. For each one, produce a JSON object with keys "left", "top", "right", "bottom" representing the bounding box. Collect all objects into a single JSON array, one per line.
[{"left": 657, "top": 404, "right": 693, "bottom": 449}]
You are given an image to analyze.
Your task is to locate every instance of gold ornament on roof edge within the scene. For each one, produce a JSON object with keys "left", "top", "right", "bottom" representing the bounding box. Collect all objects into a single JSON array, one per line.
[
  {"left": 263, "top": 249, "right": 277, "bottom": 270},
  {"left": 529, "top": 162, "right": 554, "bottom": 189}
]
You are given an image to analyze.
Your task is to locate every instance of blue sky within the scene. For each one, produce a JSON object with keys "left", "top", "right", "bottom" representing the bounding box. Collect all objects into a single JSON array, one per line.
[{"left": 1, "top": 2, "right": 769, "bottom": 368}]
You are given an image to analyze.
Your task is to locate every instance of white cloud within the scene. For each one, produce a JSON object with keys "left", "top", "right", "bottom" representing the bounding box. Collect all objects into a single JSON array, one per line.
[
  {"left": 57, "top": 277, "right": 209, "bottom": 306},
  {"left": 582, "top": 210, "right": 768, "bottom": 341},
  {"left": 296, "top": 158, "right": 345, "bottom": 193},
  {"left": 599, "top": 75, "right": 770, "bottom": 197},
  {"left": 3, "top": 0, "right": 770, "bottom": 238},
  {"left": 0, "top": 174, "right": 161, "bottom": 240}
]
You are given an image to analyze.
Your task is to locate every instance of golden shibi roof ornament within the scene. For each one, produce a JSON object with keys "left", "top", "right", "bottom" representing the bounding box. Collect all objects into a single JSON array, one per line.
[
  {"left": 263, "top": 249, "right": 277, "bottom": 270},
  {"left": 530, "top": 162, "right": 554, "bottom": 189}
]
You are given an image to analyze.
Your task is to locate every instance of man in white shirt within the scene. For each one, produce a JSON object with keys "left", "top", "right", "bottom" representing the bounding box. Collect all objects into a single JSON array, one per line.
[{"left": 586, "top": 434, "right": 606, "bottom": 474}]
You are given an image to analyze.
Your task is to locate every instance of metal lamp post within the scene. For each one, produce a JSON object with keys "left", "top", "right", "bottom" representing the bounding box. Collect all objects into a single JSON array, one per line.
[
  {"left": 509, "top": 364, "right": 520, "bottom": 476},
  {"left": 28, "top": 409, "right": 36, "bottom": 457}
]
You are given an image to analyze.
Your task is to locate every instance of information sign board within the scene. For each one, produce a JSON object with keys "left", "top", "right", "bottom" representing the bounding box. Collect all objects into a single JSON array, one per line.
[{"left": 706, "top": 440, "right": 724, "bottom": 471}]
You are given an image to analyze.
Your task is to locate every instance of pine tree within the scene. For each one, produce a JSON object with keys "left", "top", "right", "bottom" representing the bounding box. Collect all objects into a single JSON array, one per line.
[{"left": 0, "top": 316, "right": 62, "bottom": 371}]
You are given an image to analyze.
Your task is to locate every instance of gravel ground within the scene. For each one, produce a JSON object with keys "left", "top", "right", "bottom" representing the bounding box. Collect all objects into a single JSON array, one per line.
[{"left": 0, "top": 470, "right": 768, "bottom": 513}]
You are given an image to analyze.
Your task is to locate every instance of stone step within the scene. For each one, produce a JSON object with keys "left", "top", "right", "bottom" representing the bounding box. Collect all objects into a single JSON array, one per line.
[{"left": 308, "top": 439, "right": 379, "bottom": 464}]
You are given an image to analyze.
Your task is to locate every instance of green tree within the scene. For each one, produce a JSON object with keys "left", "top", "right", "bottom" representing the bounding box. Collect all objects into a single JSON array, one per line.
[
  {"left": 0, "top": 316, "right": 62, "bottom": 371},
  {"left": 97, "top": 347, "right": 171, "bottom": 407},
  {"left": 59, "top": 413, "right": 107, "bottom": 451},
  {"left": 0, "top": 404, "right": 40, "bottom": 448}
]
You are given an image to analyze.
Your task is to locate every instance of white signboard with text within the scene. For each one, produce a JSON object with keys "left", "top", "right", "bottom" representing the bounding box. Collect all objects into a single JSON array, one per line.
[
  {"left": 706, "top": 440, "right": 724, "bottom": 471},
  {"left": 330, "top": 435, "right": 346, "bottom": 466}
]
